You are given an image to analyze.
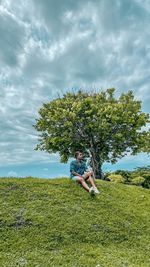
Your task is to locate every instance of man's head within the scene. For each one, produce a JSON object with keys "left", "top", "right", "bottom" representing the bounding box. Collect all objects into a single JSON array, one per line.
[{"left": 75, "top": 151, "right": 83, "bottom": 160}]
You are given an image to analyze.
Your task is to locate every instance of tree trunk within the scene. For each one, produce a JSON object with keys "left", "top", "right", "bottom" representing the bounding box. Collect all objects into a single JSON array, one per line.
[
  {"left": 94, "top": 161, "right": 104, "bottom": 179},
  {"left": 89, "top": 148, "right": 104, "bottom": 179}
]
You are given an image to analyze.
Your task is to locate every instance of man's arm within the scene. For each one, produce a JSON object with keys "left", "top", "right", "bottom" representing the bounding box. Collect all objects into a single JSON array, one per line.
[{"left": 84, "top": 161, "right": 89, "bottom": 172}]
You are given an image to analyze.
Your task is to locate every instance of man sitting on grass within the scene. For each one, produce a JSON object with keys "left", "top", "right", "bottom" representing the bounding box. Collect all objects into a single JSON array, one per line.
[{"left": 70, "top": 151, "right": 100, "bottom": 194}]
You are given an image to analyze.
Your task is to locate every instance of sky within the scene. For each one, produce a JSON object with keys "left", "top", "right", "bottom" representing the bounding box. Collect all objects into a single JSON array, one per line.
[{"left": 0, "top": 0, "right": 150, "bottom": 179}]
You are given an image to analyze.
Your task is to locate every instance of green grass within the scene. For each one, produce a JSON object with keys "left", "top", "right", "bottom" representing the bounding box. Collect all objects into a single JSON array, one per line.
[{"left": 0, "top": 177, "right": 150, "bottom": 267}]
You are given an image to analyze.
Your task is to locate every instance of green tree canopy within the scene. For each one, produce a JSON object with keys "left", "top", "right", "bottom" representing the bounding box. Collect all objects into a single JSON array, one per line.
[{"left": 33, "top": 88, "right": 150, "bottom": 178}]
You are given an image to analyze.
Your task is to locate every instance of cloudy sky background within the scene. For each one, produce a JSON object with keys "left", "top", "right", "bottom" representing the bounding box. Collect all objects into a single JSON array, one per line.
[{"left": 0, "top": 0, "right": 150, "bottom": 178}]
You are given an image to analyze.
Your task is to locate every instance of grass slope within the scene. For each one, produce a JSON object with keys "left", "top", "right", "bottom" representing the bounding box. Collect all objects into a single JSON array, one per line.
[{"left": 0, "top": 177, "right": 150, "bottom": 267}]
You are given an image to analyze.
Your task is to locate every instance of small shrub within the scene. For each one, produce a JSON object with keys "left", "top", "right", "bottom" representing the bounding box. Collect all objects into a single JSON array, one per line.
[
  {"left": 104, "top": 171, "right": 111, "bottom": 181},
  {"left": 140, "top": 174, "right": 150, "bottom": 188},
  {"left": 130, "top": 176, "right": 145, "bottom": 186},
  {"left": 114, "top": 170, "right": 131, "bottom": 182},
  {"left": 107, "top": 174, "right": 125, "bottom": 183}
]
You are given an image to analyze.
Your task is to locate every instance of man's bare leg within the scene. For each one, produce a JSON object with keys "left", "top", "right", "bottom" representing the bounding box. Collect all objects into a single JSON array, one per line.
[
  {"left": 76, "top": 177, "right": 90, "bottom": 192},
  {"left": 87, "top": 175, "right": 97, "bottom": 189},
  {"left": 80, "top": 179, "right": 90, "bottom": 192},
  {"left": 83, "top": 172, "right": 98, "bottom": 189}
]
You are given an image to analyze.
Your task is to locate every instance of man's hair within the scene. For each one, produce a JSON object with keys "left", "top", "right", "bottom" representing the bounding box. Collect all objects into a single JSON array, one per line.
[{"left": 75, "top": 151, "right": 82, "bottom": 159}]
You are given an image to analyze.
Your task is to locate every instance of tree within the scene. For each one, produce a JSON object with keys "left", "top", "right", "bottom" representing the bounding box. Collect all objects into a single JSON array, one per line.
[
  {"left": 134, "top": 165, "right": 150, "bottom": 171},
  {"left": 32, "top": 88, "right": 150, "bottom": 179}
]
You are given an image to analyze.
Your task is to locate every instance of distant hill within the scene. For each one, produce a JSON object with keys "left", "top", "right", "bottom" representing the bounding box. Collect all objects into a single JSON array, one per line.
[{"left": 0, "top": 177, "right": 150, "bottom": 267}]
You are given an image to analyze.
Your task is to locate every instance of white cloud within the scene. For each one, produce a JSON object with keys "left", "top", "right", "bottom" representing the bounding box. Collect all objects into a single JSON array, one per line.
[
  {"left": 0, "top": 0, "right": 149, "bottom": 168},
  {"left": 7, "top": 170, "right": 18, "bottom": 177}
]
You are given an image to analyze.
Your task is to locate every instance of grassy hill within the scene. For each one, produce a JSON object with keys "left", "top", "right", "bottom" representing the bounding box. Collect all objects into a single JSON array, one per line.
[{"left": 0, "top": 177, "right": 150, "bottom": 267}]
